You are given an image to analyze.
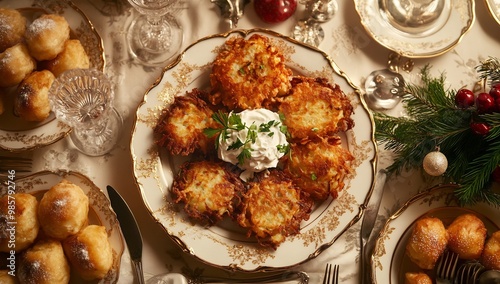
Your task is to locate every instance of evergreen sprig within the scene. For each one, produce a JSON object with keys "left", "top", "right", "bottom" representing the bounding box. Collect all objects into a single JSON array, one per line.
[{"left": 374, "top": 62, "right": 500, "bottom": 206}]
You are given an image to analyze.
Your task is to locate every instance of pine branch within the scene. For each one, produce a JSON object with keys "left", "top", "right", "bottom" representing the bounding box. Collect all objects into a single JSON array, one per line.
[{"left": 477, "top": 57, "right": 500, "bottom": 85}]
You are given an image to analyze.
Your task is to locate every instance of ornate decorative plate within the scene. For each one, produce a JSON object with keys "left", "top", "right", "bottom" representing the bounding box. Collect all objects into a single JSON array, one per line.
[
  {"left": 353, "top": 0, "right": 475, "bottom": 58},
  {"left": 0, "top": 170, "right": 124, "bottom": 283},
  {"left": 0, "top": 0, "right": 105, "bottom": 152},
  {"left": 131, "top": 29, "right": 376, "bottom": 272},
  {"left": 372, "top": 184, "right": 500, "bottom": 283},
  {"left": 485, "top": 0, "right": 500, "bottom": 26}
]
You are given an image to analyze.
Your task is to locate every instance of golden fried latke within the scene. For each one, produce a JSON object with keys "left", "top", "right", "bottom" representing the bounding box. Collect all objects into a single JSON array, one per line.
[
  {"left": 283, "top": 137, "right": 354, "bottom": 200},
  {"left": 481, "top": 230, "right": 500, "bottom": 270},
  {"left": 447, "top": 213, "right": 487, "bottom": 260},
  {"left": 209, "top": 34, "right": 292, "bottom": 110},
  {"left": 278, "top": 76, "right": 354, "bottom": 142},
  {"left": 0, "top": 8, "right": 26, "bottom": 53},
  {"left": 236, "top": 170, "right": 313, "bottom": 249},
  {"left": 155, "top": 89, "right": 218, "bottom": 156},
  {"left": 172, "top": 160, "right": 244, "bottom": 225},
  {"left": 405, "top": 217, "right": 448, "bottom": 270},
  {"left": 405, "top": 272, "right": 432, "bottom": 284},
  {"left": 14, "top": 70, "right": 55, "bottom": 122}
]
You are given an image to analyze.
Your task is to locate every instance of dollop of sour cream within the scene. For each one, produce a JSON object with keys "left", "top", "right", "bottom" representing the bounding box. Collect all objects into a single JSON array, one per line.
[{"left": 218, "top": 109, "right": 288, "bottom": 181}]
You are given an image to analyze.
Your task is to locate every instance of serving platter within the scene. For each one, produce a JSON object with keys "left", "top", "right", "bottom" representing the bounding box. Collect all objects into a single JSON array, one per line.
[
  {"left": 131, "top": 28, "right": 376, "bottom": 272},
  {"left": 485, "top": 0, "right": 500, "bottom": 26},
  {"left": 353, "top": 0, "right": 475, "bottom": 58},
  {"left": 0, "top": 170, "right": 124, "bottom": 283},
  {"left": 372, "top": 184, "right": 500, "bottom": 283},
  {"left": 0, "top": 0, "right": 105, "bottom": 152}
]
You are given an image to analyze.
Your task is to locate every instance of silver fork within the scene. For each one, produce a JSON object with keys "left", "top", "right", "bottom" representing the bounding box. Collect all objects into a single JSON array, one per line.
[
  {"left": 323, "top": 263, "right": 339, "bottom": 284},
  {"left": 0, "top": 156, "right": 32, "bottom": 174},
  {"left": 436, "top": 250, "right": 459, "bottom": 284},
  {"left": 454, "top": 261, "right": 484, "bottom": 284}
]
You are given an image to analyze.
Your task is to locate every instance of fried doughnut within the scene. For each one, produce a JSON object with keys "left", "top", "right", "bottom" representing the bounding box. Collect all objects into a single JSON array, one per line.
[
  {"left": 14, "top": 70, "right": 55, "bottom": 122},
  {"left": 447, "top": 213, "right": 487, "bottom": 260},
  {"left": 405, "top": 272, "right": 432, "bottom": 284},
  {"left": 209, "top": 34, "right": 292, "bottom": 110},
  {"left": 25, "top": 14, "right": 70, "bottom": 61},
  {"left": 42, "top": 39, "right": 90, "bottom": 77},
  {"left": 405, "top": 217, "right": 448, "bottom": 270},
  {"left": 236, "top": 170, "right": 313, "bottom": 249},
  {"left": 283, "top": 137, "right": 354, "bottom": 200},
  {"left": 38, "top": 179, "right": 89, "bottom": 239},
  {"left": 172, "top": 160, "right": 244, "bottom": 225},
  {"left": 0, "top": 270, "right": 18, "bottom": 284},
  {"left": 481, "top": 230, "right": 500, "bottom": 270},
  {"left": 0, "top": 193, "right": 39, "bottom": 252},
  {"left": 278, "top": 76, "right": 354, "bottom": 142},
  {"left": 155, "top": 89, "right": 218, "bottom": 156},
  {"left": 0, "top": 43, "right": 36, "bottom": 88},
  {"left": 63, "top": 225, "right": 113, "bottom": 280},
  {"left": 18, "top": 239, "right": 70, "bottom": 284},
  {"left": 0, "top": 8, "right": 26, "bottom": 53}
]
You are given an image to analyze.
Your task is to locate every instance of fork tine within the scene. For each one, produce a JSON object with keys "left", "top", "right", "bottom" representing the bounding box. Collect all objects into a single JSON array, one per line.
[
  {"left": 323, "top": 263, "right": 331, "bottom": 284},
  {"left": 436, "top": 250, "right": 459, "bottom": 280},
  {"left": 333, "top": 264, "right": 339, "bottom": 284},
  {"left": 0, "top": 156, "right": 32, "bottom": 172}
]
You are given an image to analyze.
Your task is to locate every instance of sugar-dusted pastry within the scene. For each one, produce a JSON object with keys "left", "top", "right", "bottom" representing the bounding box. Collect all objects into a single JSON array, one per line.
[
  {"left": 25, "top": 14, "right": 70, "bottom": 61},
  {"left": 0, "top": 193, "right": 39, "bottom": 252},
  {"left": 14, "top": 70, "right": 55, "bottom": 122},
  {"left": 405, "top": 217, "right": 448, "bottom": 270},
  {"left": 0, "top": 8, "right": 27, "bottom": 52},
  {"left": 447, "top": 213, "right": 487, "bottom": 260},
  {"left": 0, "top": 270, "right": 18, "bottom": 284},
  {"left": 405, "top": 272, "right": 432, "bottom": 284},
  {"left": 18, "top": 239, "right": 70, "bottom": 284},
  {"left": 38, "top": 179, "right": 89, "bottom": 239},
  {"left": 481, "top": 230, "right": 500, "bottom": 270},
  {"left": 0, "top": 43, "right": 36, "bottom": 88},
  {"left": 63, "top": 225, "right": 113, "bottom": 280},
  {"left": 43, "top": 39, "right": 90, "bottom": 77}
]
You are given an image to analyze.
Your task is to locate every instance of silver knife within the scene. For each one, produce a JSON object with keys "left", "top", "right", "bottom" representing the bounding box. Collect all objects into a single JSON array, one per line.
[
  {"left": 360, "top": 170, "right": 387, "bottom": 284},
  {"left": 107, "top": 185, "right": 145, "bottom": 284}
]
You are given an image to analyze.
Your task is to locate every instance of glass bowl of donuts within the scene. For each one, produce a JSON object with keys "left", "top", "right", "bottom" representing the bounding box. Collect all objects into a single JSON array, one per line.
[
  {"left": 0, "top": 170, "right": 124, "bottom": 284},
  {"left": 372, "top": 184, "right": 500, "bottom": 284},
  {"left": 0, "top": 0, "right": 104, "bottom": 152}
]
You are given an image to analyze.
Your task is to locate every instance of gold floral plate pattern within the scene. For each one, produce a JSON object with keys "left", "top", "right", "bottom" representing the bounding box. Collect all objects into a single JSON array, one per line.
[
  {"left": 130, "top": 28, "right": 377, "bottom": 272},
  {"left": 372, "top": 184, "right": 500, "bottom": 283},
  {"left": 353, "top": 0, "right": 475, "bottom": 58},
  {"left": 0, "top": 170, "right": 124, "bottom": 283},
  {"left": 485, "top": 0, "right": 500, "bottom": 25},
  {"left": 0, "top": 0, "right": 105, "bottom": 152}
]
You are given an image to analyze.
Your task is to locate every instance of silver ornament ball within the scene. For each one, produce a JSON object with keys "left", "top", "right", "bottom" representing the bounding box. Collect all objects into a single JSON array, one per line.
[{"left": 423, "top": 151, "right": 448, "bottom": 176}]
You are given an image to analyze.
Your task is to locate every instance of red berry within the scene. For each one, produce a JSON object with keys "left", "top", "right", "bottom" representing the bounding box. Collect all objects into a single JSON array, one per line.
[
  {"left": 455, "top": 89, "right": 475, "bottom": 108},
  {"left": 490, "top": 85, "right": 500, "bottom": 99},
  {"left": 470, "top": 122, "right": 491, "bottom": 135},
  {"left": 476, "top": 92, "right": 495, "bottom": 113},
  {"left": 254, "top": 0, "right": 297, "bottom": 23}
]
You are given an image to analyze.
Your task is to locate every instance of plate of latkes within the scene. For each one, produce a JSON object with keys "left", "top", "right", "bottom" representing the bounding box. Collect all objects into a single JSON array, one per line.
[
  {"left": 372, "top": 184, "right": 500, "bottom": 284},
  {"left": 0, "top": 170, "right": 124, "bottom": 283},
  {"left": 0, "top": 0, "right": 105, "bottom": 152},
  {"left": 131, "top": 29, "right": 376, "bottom": 272}
]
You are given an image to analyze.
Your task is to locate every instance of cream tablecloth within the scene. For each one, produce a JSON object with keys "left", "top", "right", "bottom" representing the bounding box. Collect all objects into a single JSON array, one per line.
[{"left": 3, "top": 0, "right": 500, "bottom": 283}]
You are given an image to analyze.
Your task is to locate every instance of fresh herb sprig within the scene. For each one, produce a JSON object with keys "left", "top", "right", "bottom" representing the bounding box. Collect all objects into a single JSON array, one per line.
[{"left": 204, "top": 110, "right": 289, "bottom": 165}]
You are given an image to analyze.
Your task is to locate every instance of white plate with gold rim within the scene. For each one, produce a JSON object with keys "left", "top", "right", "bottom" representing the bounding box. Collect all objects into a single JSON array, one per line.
[
  {"left": 0, "top": 170, "right": 124, "bottom": 283},
  {"left": 353, "top": 0, "right": 475, "bottom": 58},
  {"left": 131, "top": 29, "right": 377, "bottom": 272},
  {"left": 0, "top": 0, "right": 105, "bottom": 152},
  {"left": 485, "top": 0, "right": 500, "bottom": 25},
  {"left": 372, "top": 184, "right": 500, "bottom": 283}
]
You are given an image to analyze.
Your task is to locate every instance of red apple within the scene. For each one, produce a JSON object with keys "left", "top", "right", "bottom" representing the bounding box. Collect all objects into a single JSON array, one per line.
[{"left": 254, "top": 0, "right": 297, "bottom": 23}]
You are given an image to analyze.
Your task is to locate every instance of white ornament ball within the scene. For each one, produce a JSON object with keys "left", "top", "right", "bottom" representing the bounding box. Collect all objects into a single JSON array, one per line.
[{"left": 423, "top": 151, "right": 448, "bottom": 176}]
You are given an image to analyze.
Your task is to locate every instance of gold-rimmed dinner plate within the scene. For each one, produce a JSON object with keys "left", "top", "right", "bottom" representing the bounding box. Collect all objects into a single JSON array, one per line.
[
  {"left": 0, "top": 170, "right": 124, "bottom": 283},
  {"left": 485, "top": 0, "right": 500, "bottom": 26},
  {"left": 353, "top": 0, "right": 475, "bottom": 58},
  {"left": 130, "top": 28, "right": 377, "bottom": 272},
  {"left": 372, "top": 184, "right": 500, "bottom": 283},
  {"left": 0, "top": 0, "right": 105, "bottom": 152}
]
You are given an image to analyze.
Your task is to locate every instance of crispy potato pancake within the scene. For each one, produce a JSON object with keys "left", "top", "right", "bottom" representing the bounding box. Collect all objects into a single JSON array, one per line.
[
  {"left": 172, "top": 160, "right": 244, "bottom": 225},
  {"left": 154, "top": 89, "right": 218, "bottom": 156},
  {"left": 209, "top": 34, "right": 292, "bottom": 110},
  {"left": 283, "top": 137, "right": 354, "bottom": 200},
  {"left": 278, "top": 76, "right": 354, "bottom": 142},
  {"left": 236, "top": 170, "right": 313, "bottom": 249}
]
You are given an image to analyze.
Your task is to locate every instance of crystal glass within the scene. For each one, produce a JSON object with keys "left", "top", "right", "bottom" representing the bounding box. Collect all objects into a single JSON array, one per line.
[
  {"left": 49, "top": 69, "right": 122, "bottom": 156},
  {"left": 126, "top": 0, "right": 183, "bottom": 66},
  {"left": 292, "top": 0, "right": 337, "bottom": 47},
  {"left": 364, "top": 69, "right": 405, "bottom": 110}
]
